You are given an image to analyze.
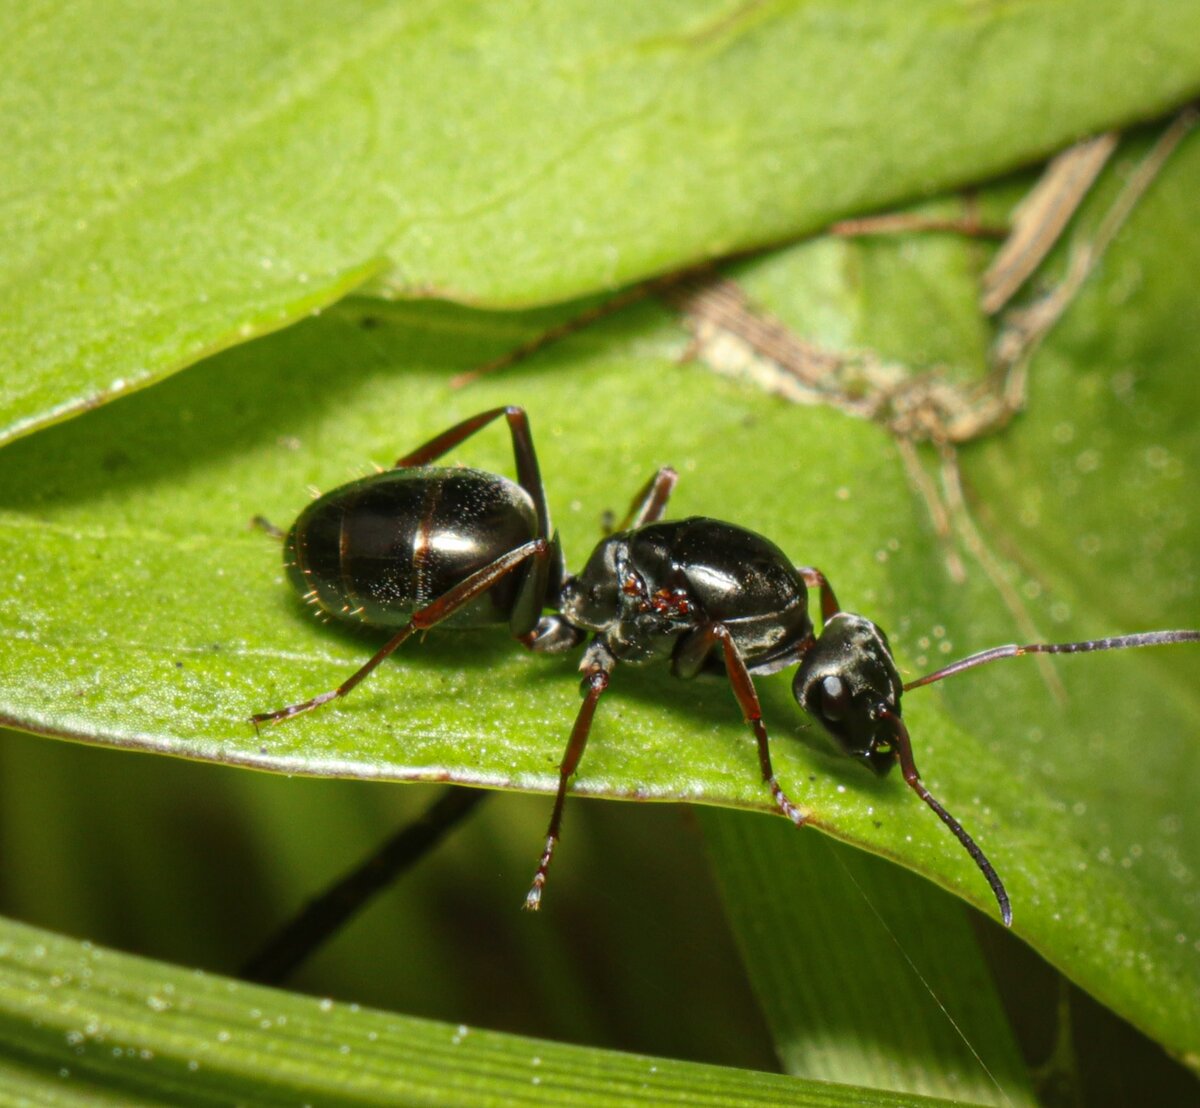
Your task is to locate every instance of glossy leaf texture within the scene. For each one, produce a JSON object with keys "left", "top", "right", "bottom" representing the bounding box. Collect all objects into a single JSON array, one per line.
[
  {"left": 0, "top": 913, "right": 959, "bottom": 1106},
  {"left": 4, "top": 0, "right": 1200, "bottom": 445},
  {"left": 1, "top": 120, "right": 1198, "bottom": 1074}
]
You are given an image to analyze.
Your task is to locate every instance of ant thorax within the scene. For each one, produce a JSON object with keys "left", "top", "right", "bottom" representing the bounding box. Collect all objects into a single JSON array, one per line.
[{"left": 562, "top": 519, "right": 815, "bottom": 669}]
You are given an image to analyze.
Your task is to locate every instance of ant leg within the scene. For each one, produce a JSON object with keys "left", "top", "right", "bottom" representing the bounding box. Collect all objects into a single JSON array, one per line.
[
  {"left": 252, "top": 538, "right": 549, "bottom": 727},
  {"left": 524, "top": 641, "right": 615, "bottom": 910},
  {"left": 797, "top": 566, "right": 840, "bottom": 626},
  {"left": 616, "top": 466, "right": 678, "bottom": 531},
  {"left": 393, "top": 406, "right": 559, "bottom": 635},
  {"left": 677, "top": 622, "right": 807, "bottom": 826},
  {"left": 394, "top": 406, "right": 551, "bottom": 541},
  {"left": 395, "top": 406, "right": 558, "bottom": 621},
  {"left": 715, "top": 624, "right": 807, "bottom": 825}
]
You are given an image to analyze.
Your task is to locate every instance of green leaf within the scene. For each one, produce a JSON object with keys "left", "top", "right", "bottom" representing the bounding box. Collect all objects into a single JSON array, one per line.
[
  {"left": 701, "top": 812, "right": 1034, "bottom": 1105},
  {"left": 2, "top": 8, "right": 1197, "bottom": 1103},
  {"left": 4, "top": 1, "right": 1200, "bottom": 445},
  {"left": 4, "top": 31, "right": 1200, "bottom": 1097},
  {"left": 0, "top": 913, "right": 957, "bottom": 1105},
  {"left": 0, "top": 120, "right": 1197, "bottom": 1074}
]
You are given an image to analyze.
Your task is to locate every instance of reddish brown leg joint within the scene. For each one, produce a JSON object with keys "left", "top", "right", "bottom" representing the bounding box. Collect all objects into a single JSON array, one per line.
[
  {"left": 711, "top": 623, "right": 807, "bottom": 827},
  {"left": 524, "top": 654, "right": 612, "bottom": 911}
]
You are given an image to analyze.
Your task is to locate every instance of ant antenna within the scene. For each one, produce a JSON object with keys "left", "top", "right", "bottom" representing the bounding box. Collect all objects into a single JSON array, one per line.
[
  {"left": 888, "top": 627, "right": 1200, "bottom": 925},
  {"left": 878, "top": 707, "right": 1012, "bottom": 926},
  {"left": 904, "top": 629, "right": 1200, "bottom": 692}
]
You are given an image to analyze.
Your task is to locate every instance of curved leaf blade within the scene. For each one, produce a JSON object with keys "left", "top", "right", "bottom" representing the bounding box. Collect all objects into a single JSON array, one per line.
[
  {"left": 702, "top": 813, "right": 1033, "bottom": 1105},
  {"left": 0, "top": 914, "right": 954, "bottom": 1106},
  {"left": 4, "top": 1, "right": 1200, "bottom": 444},
  {"left": 0, "top": 127, "right": 1197, "bottom": 1064}
]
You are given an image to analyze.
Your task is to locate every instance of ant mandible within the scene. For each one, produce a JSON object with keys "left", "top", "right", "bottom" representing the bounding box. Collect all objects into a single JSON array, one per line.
[{"left": 251, "top": 406, "right": 1199, "bottom": 925}]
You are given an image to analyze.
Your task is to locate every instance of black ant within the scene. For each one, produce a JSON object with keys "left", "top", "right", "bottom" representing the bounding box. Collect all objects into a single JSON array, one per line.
[{"left": 252, "top": 406, "right": 1199, "bottom": 925}]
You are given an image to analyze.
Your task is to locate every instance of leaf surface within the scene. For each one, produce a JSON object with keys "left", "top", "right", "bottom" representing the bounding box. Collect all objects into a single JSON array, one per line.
[
  {"left": 1, "top": 109, "right": 1198, "bottom": 1072},
  {"left": 4, "top": 1, "right": 1200, "bottom": 443},
  {"left": 0, "top": 913, "right": 955, "bottom": 1105}
]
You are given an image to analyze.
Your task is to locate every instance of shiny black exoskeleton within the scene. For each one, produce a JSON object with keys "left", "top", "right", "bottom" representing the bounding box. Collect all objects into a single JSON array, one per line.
[
  {"left": 561, "top": 519, "right": 817, "bottom": 672},
  {"left": 254, "top": 407, "right": 1200, "bottom": 925},
  {"left": 286, "top": 466, "right": 556, "bottom": 633}
]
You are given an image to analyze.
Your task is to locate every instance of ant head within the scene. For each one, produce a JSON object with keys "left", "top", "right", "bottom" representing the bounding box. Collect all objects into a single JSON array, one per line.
[
  {"left": 793, "top": 610, "right": 1012, "bottom": 926},
  {"left": 788, "top": 613, "right": 1200, "bottom": 930},
  {"left": 791, "top": 612, "right": 904, "bottom": 776}
]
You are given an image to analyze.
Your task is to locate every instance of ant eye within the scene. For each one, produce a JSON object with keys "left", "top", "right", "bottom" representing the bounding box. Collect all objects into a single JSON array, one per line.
[{"left": 820, "top": 675, "right": 849, "bottom": 721}]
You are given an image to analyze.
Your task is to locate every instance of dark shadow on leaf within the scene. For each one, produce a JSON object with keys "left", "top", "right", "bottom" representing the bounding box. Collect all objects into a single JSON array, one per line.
[{"left": 0, "top": 293, "right": 672, "bottom": 513}]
